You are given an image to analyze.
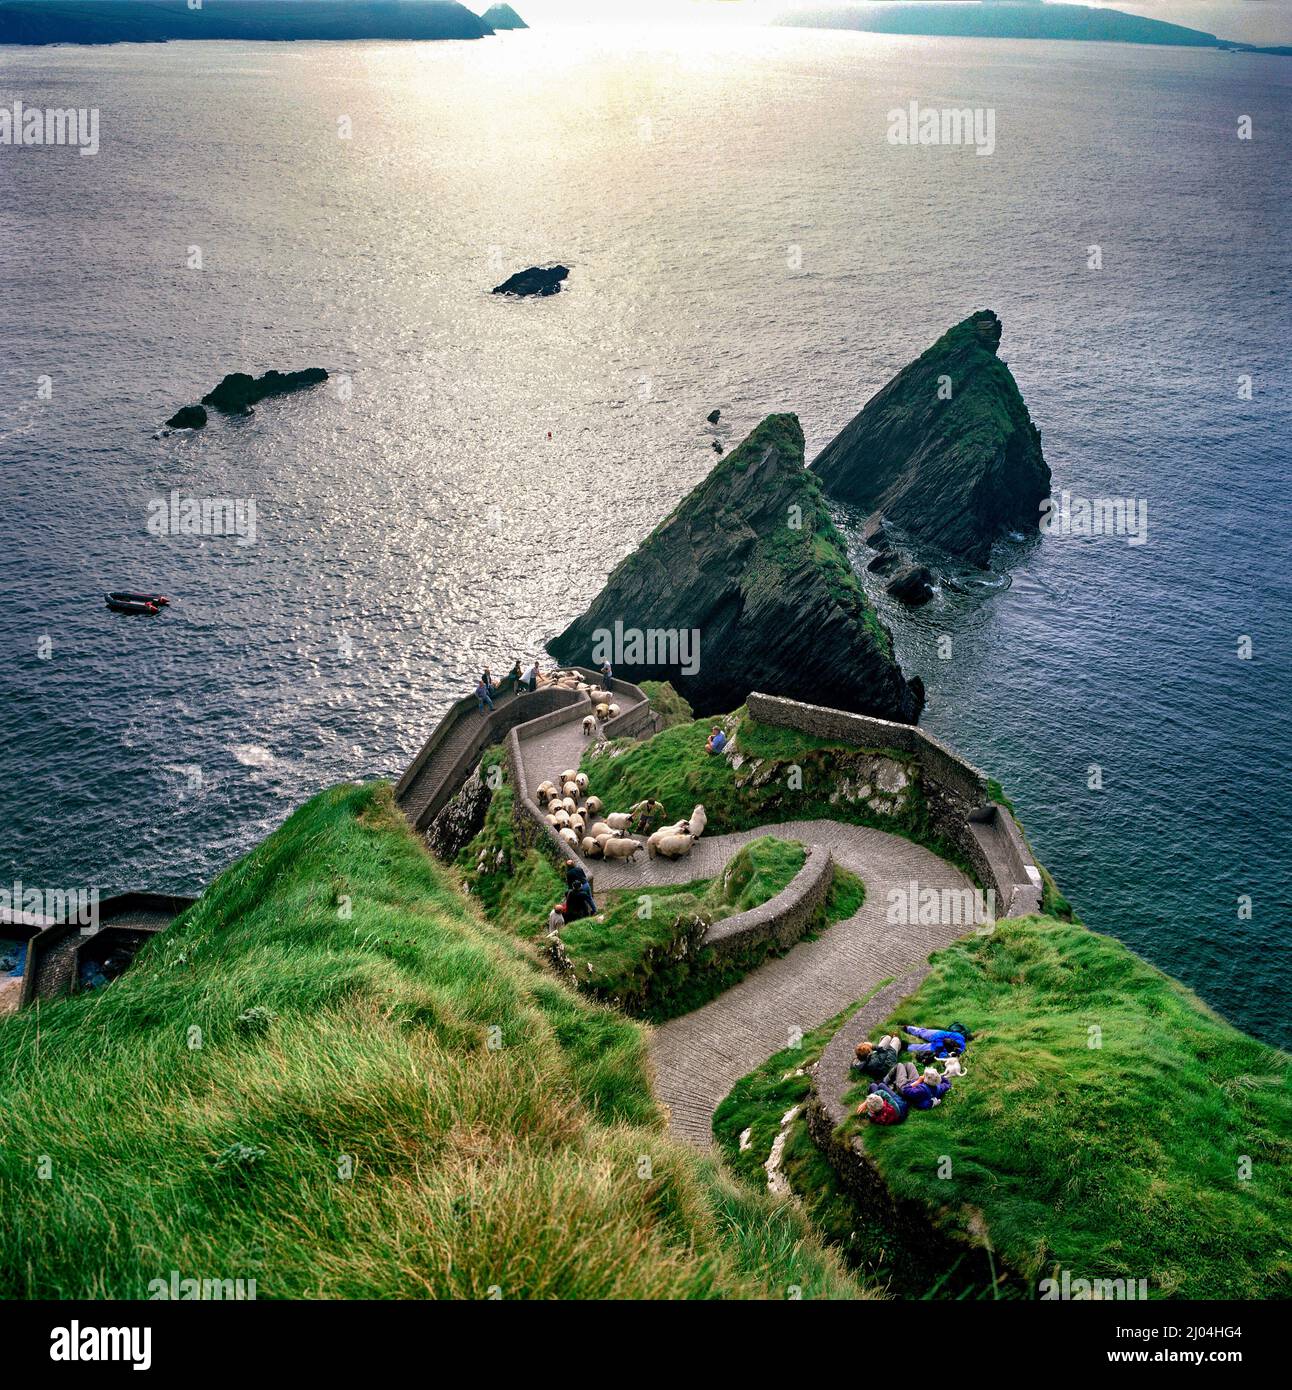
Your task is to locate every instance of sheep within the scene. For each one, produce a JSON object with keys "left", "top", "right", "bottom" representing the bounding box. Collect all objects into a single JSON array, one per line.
[
  {"left": 588, "top": 688, "right": 610, "bottom": 703},
  {"left": 605, "top": 812, "right": 635, "bottom": 832},
  {"left": 600, "top": 836, "right": 644, "bottom": 862},
  {"left": 547, "top": 798, "right": 564, "bottom": 816},
  {"left": 562, "top": 796, "right": 577, "bottom": 814},
  {"left": 568, "top": 815, "right": 585, "bottom": 838},
  {"left": 688, "top": 804, "right": 707, "bottom": 838},
  {"left": 558, "top": 827, "right": 579, "bottom": 848},
  {"left": 649, "top": 832, "right": 694, "bottom": 860},
  {"left": 647, "top": 822, "right": 688, "bottom": 851},
  {"left": 553, "top": 809, "right": 571, "bottom": 827},
  {"left": 607, "top": 703, "right": 620, "bottom": 718},
  {"left": 582, "top": 714, "right": 596, "bottom": 736},
  {"left": 595, "top": 703, "right": 610, "bottom": 721},
  {"left": 576, "top": 682, "right": 590, "bottom": 693},
  {"left": 536, "top": 780, "right": 556, "bottom": 802},
  {"left": 560, "top": 769, "right": 578, "bottom": 786},
  {"left": 574, "top": 772, "right": 589, "bottom": 793},
  {"left": 580, "top": 836, "right": 603, "bottom": 859},
  {"left": 585, "top": 795, "right": 603, "bottom": 816},
  {"left": 562, "top": 781, "right": 579, "bottom": 799},
  {"left": 587, "top": 821, "right": 617, "bottom": 841},
  {"left": 544, "top": 814, "right": 560, "bottom": 828}
]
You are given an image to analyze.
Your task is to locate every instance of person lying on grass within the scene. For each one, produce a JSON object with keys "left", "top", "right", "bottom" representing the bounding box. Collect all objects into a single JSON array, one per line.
[
  {"left": 901, "top": 1022, "right": 971, "bottom": 1059},
  {"left": 851, "top": 1035, "right": 901, "bottom": 1080},
  {"left": 860, "top": 1084, "right": 907, "bottom": 1125},
  {"left": 885, "top": 1063, "right": 952, "bottom": 1109}
]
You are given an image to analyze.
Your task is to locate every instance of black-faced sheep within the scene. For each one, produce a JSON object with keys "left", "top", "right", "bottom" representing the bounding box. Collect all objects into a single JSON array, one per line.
[{"left": 600, "top": 836, "right": 644, "bottom": 862}]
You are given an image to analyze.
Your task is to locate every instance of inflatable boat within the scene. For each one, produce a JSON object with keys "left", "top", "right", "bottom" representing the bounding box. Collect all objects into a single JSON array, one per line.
[{"left": 105, "top": 591, "right": 168, "bottom": 615}]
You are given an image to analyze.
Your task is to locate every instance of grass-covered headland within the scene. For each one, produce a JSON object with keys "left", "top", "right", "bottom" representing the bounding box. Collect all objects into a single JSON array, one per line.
[{"left": 0, "top": 782, "right": 866, "bottom": 1299}]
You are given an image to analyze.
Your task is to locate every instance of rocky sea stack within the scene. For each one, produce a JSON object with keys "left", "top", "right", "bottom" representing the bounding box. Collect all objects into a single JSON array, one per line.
[
  {"left": 549, "top": 413, "right": 924, "bottom": 722},
  {"left": 812, "top": 311, "right": 1050, "bottom": 567},
  {"left": 480, "top": 3, "right": 527, "bottom": 28},
  {"left": 492, "top": 265, "right": 568, "bottom": 297}
]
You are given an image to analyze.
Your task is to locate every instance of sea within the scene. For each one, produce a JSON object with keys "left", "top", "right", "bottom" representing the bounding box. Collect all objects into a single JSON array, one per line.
[{"left": 1, "top": 24, "right": 1288, "bottom": 1042}]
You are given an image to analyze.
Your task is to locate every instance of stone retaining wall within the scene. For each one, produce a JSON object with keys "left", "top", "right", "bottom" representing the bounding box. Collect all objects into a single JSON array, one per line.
[
  {"left": 703, "top": 843, "right": 834, "bottom": 963},
  {"left": 745, "top": 692, "right": 1040, "bottom": 919}
]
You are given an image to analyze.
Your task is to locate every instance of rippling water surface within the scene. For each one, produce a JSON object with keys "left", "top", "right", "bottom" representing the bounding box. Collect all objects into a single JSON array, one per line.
[{"left": 1, "top": 27, "right": 1288, "bottom": 1040}]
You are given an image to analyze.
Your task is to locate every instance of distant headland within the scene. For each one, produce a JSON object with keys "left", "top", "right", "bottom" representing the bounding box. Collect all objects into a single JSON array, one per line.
[{"left": 776, "top": 2, "right": 1292, "bottom": 56}]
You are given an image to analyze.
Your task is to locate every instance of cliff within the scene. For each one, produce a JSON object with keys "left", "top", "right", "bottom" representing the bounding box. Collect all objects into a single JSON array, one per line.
[
  {"left": 812, "top": 311, "right": 1050, "bottom": 567},
  {"left": 549, "top": 414, "right": 924, "bottom": 722}
]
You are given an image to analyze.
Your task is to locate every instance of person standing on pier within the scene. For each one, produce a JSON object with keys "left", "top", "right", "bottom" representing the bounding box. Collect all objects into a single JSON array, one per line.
[{"left": 475, "top": 678, "right": 494, "bottom": 714}]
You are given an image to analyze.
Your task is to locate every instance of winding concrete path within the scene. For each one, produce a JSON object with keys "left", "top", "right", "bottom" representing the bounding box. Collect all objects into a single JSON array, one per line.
[{"left": 519, "top": 703, "right": 975, "bottom": 1149}]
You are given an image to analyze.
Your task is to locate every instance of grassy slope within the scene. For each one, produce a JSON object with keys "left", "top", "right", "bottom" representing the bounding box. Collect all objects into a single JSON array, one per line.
[
  {"left": 639, "top": 679, "right": 694, "bottom": 730},
  {"left": 843, "top": 916, "right": 1292, "bottom": 1299},
  {"left": 0, "top": 782, "right": 867, "bottom": 1299}
]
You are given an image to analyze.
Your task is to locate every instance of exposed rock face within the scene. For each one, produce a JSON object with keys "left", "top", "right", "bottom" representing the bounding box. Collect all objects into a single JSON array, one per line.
[
  {"left": 425, "top": 763, "right": 493, "bottom": 861},
  {"left": 201, "top": 367, "right": 329, "bottom": 416},
  {"left": 812, "top": 311, "right": 1049, "bottom": 567},
  {"left": 165, "top": 404, "right": 207, "bottom": 430},
  {"left": 492, "top": 265, "right": 568, "bottom": 297},
  {"left": 480, "top": 3, "right": 528, "bottom": 29},
  {"left": 549, "top": 413, "right": 924, "bottom": 723},
  {"left": 865, "top": 550, "right": 900, "bottom": 576},
  {"left": 886, "top": 564, "right": 936, "bottom": 606}
]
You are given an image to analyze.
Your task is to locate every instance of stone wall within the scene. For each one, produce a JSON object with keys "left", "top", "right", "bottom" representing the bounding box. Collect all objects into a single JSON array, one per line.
[
  {"left": 703, "top": 843, "right": 834, "bottom": 963},
  {"left": 745, "top": 692, "right": 1040, "bottom": 919}
]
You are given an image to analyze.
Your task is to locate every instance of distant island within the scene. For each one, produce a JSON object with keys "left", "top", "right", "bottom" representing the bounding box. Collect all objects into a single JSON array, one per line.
[
  {"left": 479, "top": 2, "right": 525, "bottom": 29},
  {"left": 776, "top": 2, "right": 1292, "bottom": 56},
  {"left": 0, "top": 0, "right": 497, "bottom": 45}
]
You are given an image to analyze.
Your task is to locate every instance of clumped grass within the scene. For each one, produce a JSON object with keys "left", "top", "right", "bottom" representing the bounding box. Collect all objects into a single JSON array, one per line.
[
  {"left": 848, "top": 916, "right": 1292, "bottom": 1300},
  {"left": 639, "top": 680, "right": 693, "bottom": 730},
  {"left": 0, "top": 782, "right": 866, "bottom": 1300}
]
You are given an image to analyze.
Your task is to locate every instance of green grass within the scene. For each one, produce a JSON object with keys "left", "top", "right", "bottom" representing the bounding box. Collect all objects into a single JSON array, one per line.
[
  {"left": 0, "top": 781, "right": 869, "bottom": 1300},
  {"left": 580, "top": 710, "right": 976, "bottom": 881},
  {"left": 841, "top": 915, "right": 1292, "bottom": 1299},
  {"left": 638, "top": 680, "right": 693, "bottom": 730}
]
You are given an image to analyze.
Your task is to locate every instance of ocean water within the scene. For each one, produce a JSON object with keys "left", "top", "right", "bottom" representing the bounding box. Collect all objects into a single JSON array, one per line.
[{"left": 1, "top": 26, "right": 1288, "bottom": 1041}]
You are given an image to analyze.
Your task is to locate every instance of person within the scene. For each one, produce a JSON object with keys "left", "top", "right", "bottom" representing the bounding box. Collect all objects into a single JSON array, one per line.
[
  {"left": 890, "top": 1064, "right": 951, "bottom": 1110},
  {"left": 519, "top": 660, "right": 538, "bottom": 694},
  {"left": 860, "top": 1082, "right": 907, "bottom": 1125},
  {"left": 631, "top": 799, "right": 665, "bottom": 835},
  {"left": 563, "top": 859, "right": 597, "bottom": 919},
  {"left": 600, "top": 659, "right": 613, "bottom": 686},
  {"left": 474, "top": 678, "right": 494, "bottom": 714},
  {"left": 902, "top": 1024, "right": 967, "bottom": 1060},
  {"left": 481, "top": 667, "right": 496, "bottom": 697},
  {"left": 851, "top": 1035, "right": 901, "bottom": 1081},
  {"left": 506, "top": 660, "right": 523, "bottom": 693},
  {"left": 705, "top": 726, "right": 727, "bottom": 755}
]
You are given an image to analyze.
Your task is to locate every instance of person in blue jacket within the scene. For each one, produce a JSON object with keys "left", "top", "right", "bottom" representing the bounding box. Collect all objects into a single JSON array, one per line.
[
  {"left": 902, "top": 1024, "right": 968, "bottom": 1059},
  {"left": 892, "top": 1064, "right": 952, "bottom": 1110}
]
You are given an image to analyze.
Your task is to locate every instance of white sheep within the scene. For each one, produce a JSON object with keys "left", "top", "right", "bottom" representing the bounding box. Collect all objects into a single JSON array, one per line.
[
  {"left": 547, "top": 798, "right": 564, "bottom": 816},
  {"left": 544, "top": 814, "right": 560, "bottom": 828},
  {"left": 568, "top": 815, "right": 586, "bottom": 838},
  {"left": 585, "top": 795, "right": 603, "bottom": 816},
  {"left": 558, "top": 827, "right": 579, "bottom": 847},
  {"left": 607, "top": 703, "right": 620, "bottom": 718},
  {"left": 605, "top": 812, "right": 634, "bottom": 832},
  {"left": 588, "top": 688, "right": 610, "bottom": 703},
  {"left": 649, "top": 831, "right": 694, "bottom": 861},
  {"left": 562, "top": 796, "right": 577, "bottom": 814},
  {"left": 580, "top": 836, "right": 603, "bottom": 858},
  {"left": 587, "top": 821, "right": 617, "bottom": 841},
  {"left": 595, "top": 703, "right": 610, "bottom": 721},
  {"left": 687, "top": 804, "right": 707, "bottom": 838},
  {"left": 560, "top": 769, "right": 578, "bottom": 786},
  {"left": 574, "top": 772, "right": 589, "bottom": 793},
  {"left": 647, "top": 822, "right": 689, "bottom": 852},
  {"left": 600, "top": 836, "right": 643, "bottom": 862},
  {"left": 536, "top": 780, "right": 556, "bottom": 802},
  {"left": 562, "top": 780, "right": 579, "bottom": 799},
  {"left": 582, "top": 714, "right": 596, "bottom": 736}
]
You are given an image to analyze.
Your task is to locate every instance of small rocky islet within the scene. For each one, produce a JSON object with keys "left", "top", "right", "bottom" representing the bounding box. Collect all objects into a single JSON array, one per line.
[{"left": 165, "top": 366, "right": 329, "bottom": 428}]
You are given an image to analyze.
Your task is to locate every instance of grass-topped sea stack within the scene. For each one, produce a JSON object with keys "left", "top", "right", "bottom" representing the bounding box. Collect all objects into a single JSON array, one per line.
[
  {"left": 813, "top": 311, "right": 1050, "bottom": 567},
  {"left": 549, "top": 413, "right": 924, "bottom": 721}
]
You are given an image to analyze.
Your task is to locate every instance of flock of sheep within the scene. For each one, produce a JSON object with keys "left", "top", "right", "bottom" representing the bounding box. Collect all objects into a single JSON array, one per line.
[{"left": 534, "top": 777, "right": 707, "bottom": 864}]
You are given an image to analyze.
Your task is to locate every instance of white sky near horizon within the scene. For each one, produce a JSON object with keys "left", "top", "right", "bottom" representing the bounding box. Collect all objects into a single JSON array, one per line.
[{"left": 504, "top": 1, "right": 1291, "bottom": 48}]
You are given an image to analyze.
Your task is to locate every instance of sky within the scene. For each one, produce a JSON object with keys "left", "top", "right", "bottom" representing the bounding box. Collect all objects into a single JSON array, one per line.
[{"left": 503, "top": 1, "right": 1291, "bottom": 48}]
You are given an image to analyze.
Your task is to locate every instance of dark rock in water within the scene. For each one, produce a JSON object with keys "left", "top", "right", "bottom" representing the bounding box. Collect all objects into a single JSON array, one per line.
[
  {"left": 886, "top": 564, "right": 936, "bottom": 606},
  {"left": 165, "top": 404, "right": 207, "bottom": 430},
  {"left": 481, "top": 3, "right": 528, "bottom": 29},
  {"left": 861, "top": 515, "right": 889, "bottom": 550},
  {"left": 492, "top": 265, "right": 569, "bottom": 297},
  {"left": 712, "top": 440, "right": 723, "bottom": 454},
  {"left": 549, "top": 413, "right": 923, "bottom": 723},
  {"left": 813, "top": 311, "right": 1050, "bottom": 568},
  {"left": 201, "top": 367, "right": 329, "bottom": 416},
  {"left": 866, "top": 550, "right": 900, "bottom": 576},
  {"left": 707, "top": 409, "right": 721, "bottom": 424},
  {"left": 426, "top": 763, "right": 493, "bottom": 861}
]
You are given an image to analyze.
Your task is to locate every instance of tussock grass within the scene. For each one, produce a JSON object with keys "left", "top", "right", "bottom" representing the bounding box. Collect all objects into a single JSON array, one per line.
[
  {"left": 0, "top": 782, "right": 867, "bottom": 1299},
  {"left": 851, "top": 916, "right": 1292, "bottom": 1299}
]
